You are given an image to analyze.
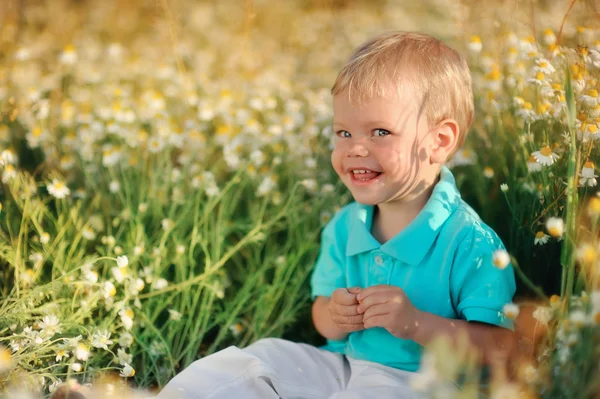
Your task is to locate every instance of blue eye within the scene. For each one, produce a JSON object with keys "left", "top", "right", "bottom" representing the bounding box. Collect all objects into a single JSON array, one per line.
[
  {"left": 337, "top": 130, "right": 351, "bottom": 138},
  {"left": 374, "top": 129, "right": 390, "bottom": 137}
]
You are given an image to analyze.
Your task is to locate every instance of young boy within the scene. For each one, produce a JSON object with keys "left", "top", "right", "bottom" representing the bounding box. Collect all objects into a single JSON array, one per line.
[{"left": 157, "top": 31, "right": 516, "bottom": 399}]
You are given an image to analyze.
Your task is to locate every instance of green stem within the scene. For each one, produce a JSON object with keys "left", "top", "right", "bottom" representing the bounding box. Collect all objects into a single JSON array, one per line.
[
  {"left": 510, "top": 256, "right": 548, "bottom": 300},
  {"left": 560, "top": 66, "right": 579, "bottom": 306}
]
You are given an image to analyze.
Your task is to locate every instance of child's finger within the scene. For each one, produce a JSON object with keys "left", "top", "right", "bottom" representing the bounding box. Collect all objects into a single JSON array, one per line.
[
  {"left": 362, "top": 303, "right": 390, "bottom": 321},
  {"left": 332, "top": 288, "right": 359, "bottom": 305},
  {"left": 333, "top": 303, "right": 361, "bottom": 316},
  {"left": 347, "top": 287, "right": 362, "bottom": 294},
  {"left": 356, "top": 285, "right": 391, "bottom": 302},
  {"left": 356, "top": 292, "right": 390, "bottom": 312},
  {"left": 332, "top": 313, "right": 363, "bottom": 326}
]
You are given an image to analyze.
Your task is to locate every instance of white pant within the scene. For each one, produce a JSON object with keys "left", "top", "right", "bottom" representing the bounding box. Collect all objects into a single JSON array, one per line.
[{"left": 156, "top": 338, "right": 425, "bottom": 399}]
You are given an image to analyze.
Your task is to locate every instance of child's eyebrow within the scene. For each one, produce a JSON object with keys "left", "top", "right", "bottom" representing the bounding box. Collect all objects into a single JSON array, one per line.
[{"left": 333, "top": 121, "right": 391, "bottom": 128}]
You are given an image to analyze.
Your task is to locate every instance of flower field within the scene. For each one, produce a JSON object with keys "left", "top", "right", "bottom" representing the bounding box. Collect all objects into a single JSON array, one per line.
[{"left": 0, "top": 0, "right": 600, "bottom": 397}]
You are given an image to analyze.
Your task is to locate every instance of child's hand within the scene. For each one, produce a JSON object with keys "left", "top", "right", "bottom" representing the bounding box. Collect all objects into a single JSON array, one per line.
[
  {"left": 356, "top": 285, "right": 421, "bottom": 340},
  {"left": 328, "top": 287, "right": 364, "bottom": 333}
]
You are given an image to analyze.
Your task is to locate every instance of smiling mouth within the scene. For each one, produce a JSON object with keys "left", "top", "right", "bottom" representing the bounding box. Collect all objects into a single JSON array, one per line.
[{"left": 350, "top": 169, "right": 382, "bottom": 182}]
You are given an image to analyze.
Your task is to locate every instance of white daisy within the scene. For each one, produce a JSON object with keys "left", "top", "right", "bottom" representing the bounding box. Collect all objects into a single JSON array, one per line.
[
  {"left": 120, "top": 363, "right": 135, "bottom": 378},
  {"left": 119, "top": 308, "right": 134, "bottom": 331},
  {"left": 40, "top": 232, "right": 50, "bottom": 245},
  {"left": 148, "top": 136, "right": 165, "bottom": 153},
  {"left": 527, "top": 155, "right": 543, "bottom": 172},
  {"left": 91, "top": 329, "right": 113, "bottom": 350},
  {"left": 579, "top": 161, "right": 598, "bottom": 187},
  {"left": 82, "top": 226, "right": 96, "bottom": 240},
  {"left": 503, "top": 303, "right": 520, "bottom": 320},
  {"left": 581, "top": 89, "right": 599, "bottom": 107},
  {"left": 534, "top": 231, "right": 550, "bottom": 245},
  {"left": 229, "top": 322, "right": 244, "bottom": 337},
  {"left": 483, "top": 167, "right": 494, "bottom": 179},
  {"left": 257, "top": 175, "right": 278, "bottom": 197},
  {"left": 59, "top": 44, "right": 78, "bottom": 65},
  {"left": 116, "top": 255, "right": 129, "bottom": 268},
  {"left": 545, "top": 217, "right": 564, "bottom": 238},
  {"left": 533, "top": 58, "right": 555, "bottom": 74},
  {"left": 527, "top": 71, "right": 547, "bottom": 86},
  {"left": 153, "top": 278, "right": 168, "bottom": 290},
  {"left": 532, "top": 306, "right": 553, "bottom": 325},
  {"left": 168, "top": 309, "right": 182, "bottom": 321},
  {"left": 74, "top": 343, "right": 89, "bottom": 361},
  {"left": 569, "top": 310, "right": 588, "bottom": 328},
  {"left": 47, "top": 178, "right": 71, "bottom": 199},
  {"left": 2, "top": 164, "right": 17, "bottom": 183},
  {"left": 39, "top": 315, "right": 61, "bottom": 337},
  {"left": 543, "top": 28, "right": 556, "bottom": 45},
  {"left": 581, "top": 123, "right": 600, "bottom": 141},
  {"left": 467, "top": 36, "right": 482, "bottom": 53},
  {"left": 1, "top": 149, "right": 17, "bottom": 165},
  {"left": 448, "top": 148, "right": 477, "bottom": 167},
  {"left": 576, "top": 243, "right": 597, "bottom": 265},
  {"left": 532, "top": 146, "right": 559, "bottom": 166},
  {"left": 109, "top": 180, "right": 121, "bottom": 193},
  {"left": 117, "top": 348, "right": 132, "bottom": 366},
  {"left": 492, "top": 249, "right": 511, "bottom": 269},
  {"left": 111, "top": 267, "right": 126, "bottom": 283},
  {"left": 119, "top": 332, "right": 134, "bottom": 348}
]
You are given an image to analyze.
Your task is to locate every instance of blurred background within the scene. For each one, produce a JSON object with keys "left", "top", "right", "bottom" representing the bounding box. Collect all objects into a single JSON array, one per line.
[{"left": 0, "top": 0, "right": 599, "bottom": 396}]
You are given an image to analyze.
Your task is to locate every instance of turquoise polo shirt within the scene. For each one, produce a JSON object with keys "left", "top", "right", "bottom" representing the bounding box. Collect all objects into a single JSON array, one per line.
[{"left": 310, "top": 166, "right": 516, "bottom": 372}]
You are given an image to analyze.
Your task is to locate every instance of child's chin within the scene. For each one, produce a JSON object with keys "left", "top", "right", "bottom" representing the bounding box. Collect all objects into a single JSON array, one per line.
[{"left": 351, "top": 195, "right": 379, "bottom": 205}]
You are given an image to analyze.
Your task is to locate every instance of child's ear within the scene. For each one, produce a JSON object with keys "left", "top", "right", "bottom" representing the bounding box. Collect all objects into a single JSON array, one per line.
[{"left": 430, "top": 119, "right": 459, "bottom": 164}]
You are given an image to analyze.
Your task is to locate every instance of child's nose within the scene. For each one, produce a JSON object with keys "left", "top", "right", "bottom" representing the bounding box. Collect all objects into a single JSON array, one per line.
[{"left": 346, "top": 139, "right": 370, "bottom": 157}]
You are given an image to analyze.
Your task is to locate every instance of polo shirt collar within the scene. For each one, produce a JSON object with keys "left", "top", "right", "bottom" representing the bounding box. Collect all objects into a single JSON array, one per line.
[{"left": 345, "top": 166, "right": 461, "bottom": 265}]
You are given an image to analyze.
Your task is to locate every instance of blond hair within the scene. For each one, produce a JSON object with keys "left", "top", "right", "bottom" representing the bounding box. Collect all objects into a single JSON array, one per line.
[{"left": 331, "top": 31, "right": 474, "bottom": 153}]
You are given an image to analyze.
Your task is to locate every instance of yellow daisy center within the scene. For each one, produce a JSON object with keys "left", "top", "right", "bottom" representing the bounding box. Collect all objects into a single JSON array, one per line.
[
  {"left": 540, "top": 146, "right": 552, "bottom": 156},
  {"left": 0, "top": 347, "right": 11, "bottom": 362},
  {"left": 584, "top": 161, "right": 595, "bottom": 169},
  {"left": 587, "top": 89, "right": 599, "bottom": 98},
  {"left": 470, "top": 35, "right": 482, "bottom": 43},
  {"left": 535, "top": 231, "right": 545, "bottom": 239},
  {"left": 580, "top": 246, "right": 597, "bottom": 264},
  {"left": 548, "top": 227, "right": 561, "bottom": 237},
  {"left": 588, "top": 197, "right": 600, "bottom": 215}
]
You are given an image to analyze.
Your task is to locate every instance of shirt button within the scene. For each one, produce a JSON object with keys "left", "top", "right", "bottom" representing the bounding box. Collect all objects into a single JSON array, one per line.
[{"left": 374, "top": 255, "right": 384, "bottom": 265}]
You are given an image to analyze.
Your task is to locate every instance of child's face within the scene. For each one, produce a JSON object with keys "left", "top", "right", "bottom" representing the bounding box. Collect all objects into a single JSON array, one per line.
[{"left": 331, "top": 87, "right": 437, "bottom": 205}]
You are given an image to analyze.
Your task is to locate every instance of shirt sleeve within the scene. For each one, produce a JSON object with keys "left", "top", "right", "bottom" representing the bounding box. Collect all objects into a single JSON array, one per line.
[
  {"left": 310, "top": 213, "right": 347, "bottom": 300},
  {"left": 450, "top": 224, "right": 517, "bottom": 330}
]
